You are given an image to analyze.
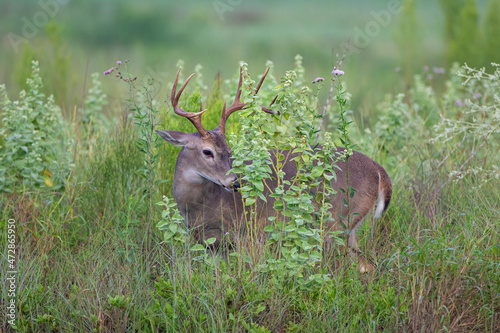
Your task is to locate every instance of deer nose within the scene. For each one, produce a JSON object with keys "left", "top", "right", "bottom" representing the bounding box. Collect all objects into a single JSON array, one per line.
[{"left": 233, "top": 181, "right": 240, "bottom": 192}]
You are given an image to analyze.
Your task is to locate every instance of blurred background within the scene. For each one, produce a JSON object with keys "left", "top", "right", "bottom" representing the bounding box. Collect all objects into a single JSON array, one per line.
[{"left": 1, "top": 0, "right": 499, "bottom": 120}]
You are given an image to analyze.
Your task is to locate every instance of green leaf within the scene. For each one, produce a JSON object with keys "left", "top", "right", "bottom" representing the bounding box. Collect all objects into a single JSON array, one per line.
[
  {"left": 264, "top": 225, "right": 275, "bottom": 232},
  {"left": 324, "top": 173, "right": 334, "bottom": 181},
  {"left": 169, "top": 224, "right": 178, "bottom": 233},
  {"left": 204, "top": 237, "right": 217, "bottom": 245},
  {"left": 254, "top": 181, "right": 264, "bottom": 192},
  {"left": 311, "top": 251, "right": 322, "bottom": 260},
  {"left": 273, "top": 200, "right": 284, "bottom": 210},
  {"left": 245, "top": 197, "right": 256, "bottom": 206},
  {"left": 163, "top": 230, "right": 174, "bottom": 240},
  {"left": 339, "top": 220, "right": 347, "bottom": 230},
  {"left": 310, "top": 166, "right": 324, "bottom": 178},
  {"left": 190, "top": 244, "right": 205, "bottom": 251}
]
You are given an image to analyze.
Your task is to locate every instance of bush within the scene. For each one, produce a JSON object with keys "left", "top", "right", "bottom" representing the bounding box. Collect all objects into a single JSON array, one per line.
[{"left": 0, "top": 60, "right": 72, "bottom": 193}]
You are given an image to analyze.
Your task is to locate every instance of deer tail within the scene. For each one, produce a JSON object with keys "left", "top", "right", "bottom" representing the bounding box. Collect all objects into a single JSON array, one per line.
[{"left": 374, "top": 166, "right": 392, "bottom": 219}]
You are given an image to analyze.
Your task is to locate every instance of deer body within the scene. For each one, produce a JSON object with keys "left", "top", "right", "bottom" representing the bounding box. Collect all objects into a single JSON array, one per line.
[{"left": 157, "top": 68, "right": 392, "bottom": 272}]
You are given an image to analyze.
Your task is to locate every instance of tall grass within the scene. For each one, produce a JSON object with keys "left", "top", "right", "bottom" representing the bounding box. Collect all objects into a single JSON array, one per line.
[{"left": 1, "top": 59, "right": 499, "bottom": 332}]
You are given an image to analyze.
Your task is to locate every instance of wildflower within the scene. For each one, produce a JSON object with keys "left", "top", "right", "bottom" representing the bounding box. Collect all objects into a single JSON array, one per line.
[
  {"left": 473, "top": 92, "right": 482, "bottom": 99},
  {"left": 117, "top": 60, "right": 122, "bottom": 65},
  {"left": 332, "top": 67, "right": 344, "bottom": 76},
  {"left": 423, "top": 65, "right": 429, "bottom": 71},
  {"left": 103, "top": 68, "right": 114, "bottom": 75},
  {"left": 312, "top": 77, "right": 324, "bottom": 83},
  {"left": 455, "top": 99, "right": 464, "bottom": 107}
]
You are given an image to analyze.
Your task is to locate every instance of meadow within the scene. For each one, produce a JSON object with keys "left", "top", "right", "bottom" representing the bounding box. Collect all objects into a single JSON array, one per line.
[{"left": 1, "top": 0, "right": 500, "bottom": 332}]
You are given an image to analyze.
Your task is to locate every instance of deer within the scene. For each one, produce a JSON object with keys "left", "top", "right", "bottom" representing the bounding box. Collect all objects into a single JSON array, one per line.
[{"left": 156, "top": 67, "right": 392, "bottom": 273}]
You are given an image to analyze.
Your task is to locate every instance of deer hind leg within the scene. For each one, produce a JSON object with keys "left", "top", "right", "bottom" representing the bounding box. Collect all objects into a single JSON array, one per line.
[{"left": 347, "top": 205, "right": 376, "bottom": 273}]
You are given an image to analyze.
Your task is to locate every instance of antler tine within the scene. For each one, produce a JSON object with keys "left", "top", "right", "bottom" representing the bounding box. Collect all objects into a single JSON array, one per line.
[
  {"left": 171, "top": 68, "right": 209, "bottom": 138},
  {"left": 219, "top": 67, "right": 247, "bottom": 134},
  {"left": 225, "top": 67, "right": 246, "bottom": 113},
  {"left": 261, "top": 94, "right": 278, "bottom": 115},
  {"left": 253, "top": 67, "right": 270, "bottom": 95},
  {"left": 255, "top": 68, "right": 277, "bottom": 115},
  {"left": 219, "top": 67, "right": 277, "bottom": 134}
]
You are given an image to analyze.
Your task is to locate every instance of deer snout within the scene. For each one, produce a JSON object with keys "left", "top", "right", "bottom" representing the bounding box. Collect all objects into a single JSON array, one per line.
[
  {"left": 220, "top": 173, "right": 238, "bottom": 192},
  {"left": 233, "top": 181, "right": 240, "bottom": 192}
]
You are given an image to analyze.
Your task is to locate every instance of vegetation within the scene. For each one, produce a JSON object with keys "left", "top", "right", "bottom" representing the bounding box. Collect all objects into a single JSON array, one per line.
[
  {"left": 1, "top": 53, "right": 499, "bottom": 331},
  {"left": 1, "top": 1, "right": 500, "bottom": 332},
  {"left": 1, "top": 0, "right": 499, "bottom": 115}
]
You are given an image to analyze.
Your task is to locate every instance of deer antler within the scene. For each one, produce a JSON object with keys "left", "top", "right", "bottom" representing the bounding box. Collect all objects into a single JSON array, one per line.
[
  {"left": 218, "top": 67, "right": 276, "bottom": 135},
  {"left": 171, "top": 68, "right": 209, "bottom": 138}
]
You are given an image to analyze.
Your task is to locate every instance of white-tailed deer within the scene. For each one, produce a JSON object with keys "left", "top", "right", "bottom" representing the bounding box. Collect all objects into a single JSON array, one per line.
[{"left": 156, "top": 67, "right": 392, "bottom": 272}]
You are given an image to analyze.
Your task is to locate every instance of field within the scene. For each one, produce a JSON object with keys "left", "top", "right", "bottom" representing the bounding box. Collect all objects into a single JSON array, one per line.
[{"left": 1, "top": 0, "right": 500, "bottom": 332}]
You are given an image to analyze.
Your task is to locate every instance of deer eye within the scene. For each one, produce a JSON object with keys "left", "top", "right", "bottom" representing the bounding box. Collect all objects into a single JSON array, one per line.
[{"left": 202, "top": 149, "right": 213, "bottom": 157}]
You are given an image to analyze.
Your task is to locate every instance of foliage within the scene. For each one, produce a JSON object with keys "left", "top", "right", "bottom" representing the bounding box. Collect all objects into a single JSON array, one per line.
[
  {"left": 454, "top": 0, "right": 481, "bottom": 67},
  {"left": 0, "top": 60, "right": 72, "bottom": 193},
  {"left": 440, "top": 0, "right": 500, "bottom": 68},
  {"left": 440, "top": 0, "right": 465, "bottom": 44},
  {"left": 105, "top": 60, "right": 166, "bottom": 249},
  {"left": 156, "top": 195, "right": 187, "bottom": 245},
  {"left": 73, "top": 72, "right": 110, "bottom": 163},
  {"left": 117, "top": 196, "right": 141, "bottom": 262},
  {"left": 433, "top": 63, "right": 500, "bottom": 185},
  {"left": 81, "top": 73, "right": 109, "bottom": 133},
  {"left": 441, "top": 0, "right": 465, "bottom": 65},
  {"left": 356, "top": 60, "right": 499, "bottom": 233},
  {"left": 12, "top": 21, "right": 73, "bottom": 108},
  {"left": 226, "top": 58, "right": 349, "bottom": 286},
  {"left": 395, "top": 0, "right": 419, "bottom": 84},
  {"left": 484, "top": 0, "right": 500, "bottom": 65},
  {"left": 2, "top": 58, "right": 500, "bottom": 333}
]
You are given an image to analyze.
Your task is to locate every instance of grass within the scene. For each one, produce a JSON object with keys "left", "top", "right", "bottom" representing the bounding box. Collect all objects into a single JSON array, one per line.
[
  {"left": 1, "top": 0, "right": 453, "bottom": 118},
  {"left": 3, "top": 178, "right": 498, "bottom": 332},
  {"left": 1, "top": 60, "right": 500, "bottom": 332},
  {"left": 1, "top": 2, "right": 500, "bottom": 328}
]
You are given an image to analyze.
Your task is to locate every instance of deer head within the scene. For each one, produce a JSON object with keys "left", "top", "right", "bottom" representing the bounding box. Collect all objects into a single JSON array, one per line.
[{"left": 156, "top": 67, "right": 274, "bottom": 193}]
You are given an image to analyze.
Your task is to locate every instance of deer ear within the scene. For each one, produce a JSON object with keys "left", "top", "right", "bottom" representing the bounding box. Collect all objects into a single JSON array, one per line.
[{"left": 156, "top": 130, "right": 196, "bottom": 147}]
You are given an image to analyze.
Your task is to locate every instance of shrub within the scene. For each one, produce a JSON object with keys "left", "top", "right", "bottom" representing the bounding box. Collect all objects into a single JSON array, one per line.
[{"left": 0, "top": 60, "right": 72, "bottom": 193}]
